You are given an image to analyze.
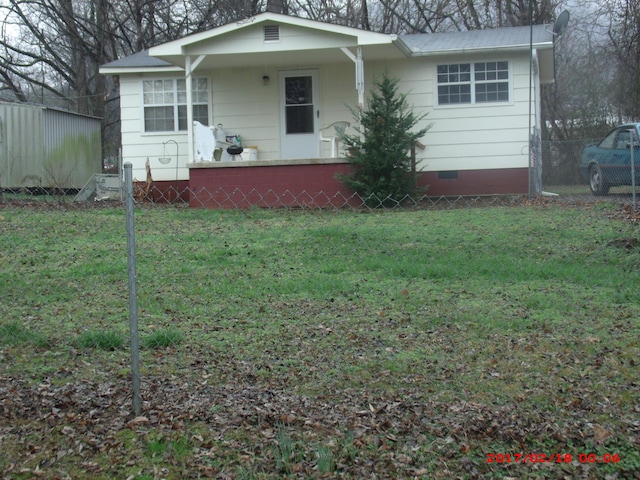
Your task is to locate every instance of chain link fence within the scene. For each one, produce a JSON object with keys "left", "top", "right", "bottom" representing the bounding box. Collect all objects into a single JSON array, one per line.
[
  {"left": 1, "top": 183, "right": 532, "bottom": 210},
  {"left": 2, "top": 137, "right": 638, "bottom": 206},
  {"left": 541, "top": 138, "right": 596, "bottom": 188}
]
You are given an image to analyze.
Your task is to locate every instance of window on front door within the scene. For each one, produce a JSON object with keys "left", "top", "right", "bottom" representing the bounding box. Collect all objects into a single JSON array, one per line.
[
  {"left": 284, "top": 76, "right": 314, "bottom": 134},
  {"left": 437, "top": 61, "right": 509, "bottom": 105},
  {"left": 143, "top": 78, "right": 209, "bottom": 132}
]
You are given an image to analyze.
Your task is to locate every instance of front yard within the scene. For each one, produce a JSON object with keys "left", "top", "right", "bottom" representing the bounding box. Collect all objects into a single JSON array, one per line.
[{"left": 0, "top": 200, "right": 638, "bottom": 478}]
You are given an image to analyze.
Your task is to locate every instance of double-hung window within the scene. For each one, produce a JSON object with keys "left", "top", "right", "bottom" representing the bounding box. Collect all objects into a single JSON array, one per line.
[
  {"left": 437, "top": 61, "right": 509, "bottom": 105},
  {"left": 143, "top": 78, "right": 209, "bottom": 132}
]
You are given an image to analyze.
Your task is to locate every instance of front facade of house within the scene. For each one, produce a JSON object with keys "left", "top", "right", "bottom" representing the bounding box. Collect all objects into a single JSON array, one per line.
[{"left": 100, "top": 13, "right": 555, "bottom": 200}]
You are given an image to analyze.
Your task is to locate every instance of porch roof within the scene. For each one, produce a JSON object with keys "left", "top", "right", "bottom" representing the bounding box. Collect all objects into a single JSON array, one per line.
[{"left": 148, "top": 13, "right": 403, "bottom": 70}]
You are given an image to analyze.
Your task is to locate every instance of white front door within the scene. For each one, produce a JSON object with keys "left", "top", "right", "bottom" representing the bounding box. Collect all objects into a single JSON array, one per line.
[{"left": 279, "top": 70, "right": 319, "bottom": 159}]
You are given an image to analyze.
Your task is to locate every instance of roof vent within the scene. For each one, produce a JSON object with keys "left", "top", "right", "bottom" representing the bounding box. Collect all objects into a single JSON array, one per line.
[{"left": 264, "top": 25, "right": 280, "bottom": 42}]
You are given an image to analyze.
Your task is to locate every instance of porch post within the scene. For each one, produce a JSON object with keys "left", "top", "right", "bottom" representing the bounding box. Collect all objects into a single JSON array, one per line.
[
  {"left": 356, "top": 47, "right": 365, "bottom": 144},
  {"left": 356, "top": 47, "right": 364, "bottom": 109},
  {"left": 341, "top": 46, "right": 365, "bottom": 143},
  {"left": 185, "top": 55, "right": 194, "bottom": 164},
  {"left": 340, "top": 47, "right": 365, "bottom": 109},
  {"left": 185, "top": 54, "right": 206, "bottom": 164}
]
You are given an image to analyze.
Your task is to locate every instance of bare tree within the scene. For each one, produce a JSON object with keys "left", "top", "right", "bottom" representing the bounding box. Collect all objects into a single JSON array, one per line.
[
  {"left": 606, "top": 0, "right": 640, "bottom": 121},
  {"left": 370, "top": 0, "right": 457, "bottom": 33},
  {"left": 1, "top": 0, "right": 634, "bottom": 160},
  {"left": 0, "top": 0, "right": 271, "bottom": 156},
  {"left": 453, "top": 0, "right": 555, "bottom": 30},
  {"left": 266, "top": 0, "right": 286, "bottom": 13},
  {"left": 537, "top": 0, "right": 638, "bottom": 140}
]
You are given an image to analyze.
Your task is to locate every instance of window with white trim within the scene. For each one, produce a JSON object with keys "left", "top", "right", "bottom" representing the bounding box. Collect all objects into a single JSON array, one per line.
[
  {"left": 437, "top": 61, "right": 509, "bottom": 105},
  {"left": 143, "top": 78, "right": 209, "bottom": 132}
]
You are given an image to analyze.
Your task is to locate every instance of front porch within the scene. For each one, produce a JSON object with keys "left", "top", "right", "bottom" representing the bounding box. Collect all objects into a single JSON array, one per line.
[{"left": 186, "top": 157, "right": 358, "bottom": 208}]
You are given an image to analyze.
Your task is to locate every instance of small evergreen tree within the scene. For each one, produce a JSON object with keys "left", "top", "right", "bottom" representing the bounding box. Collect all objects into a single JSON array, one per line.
[{"left": 338, "top": 73, "right": 430, "bottom": 206}]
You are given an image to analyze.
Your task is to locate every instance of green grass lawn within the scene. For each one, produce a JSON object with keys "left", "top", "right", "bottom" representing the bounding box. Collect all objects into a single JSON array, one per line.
[{"left": 0, "top": 201, "right": 638, "bottom": 479}]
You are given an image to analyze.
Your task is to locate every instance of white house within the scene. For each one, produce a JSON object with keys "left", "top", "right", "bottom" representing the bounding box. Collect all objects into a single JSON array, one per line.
[{"left": 99, "top": 12, "right": 555, "bottom": 201}]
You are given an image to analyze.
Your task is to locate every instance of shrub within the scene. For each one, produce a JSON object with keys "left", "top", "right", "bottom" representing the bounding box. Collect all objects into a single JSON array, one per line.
[{"left": 338, "top": 72, "right": 430, "bottom": 206}]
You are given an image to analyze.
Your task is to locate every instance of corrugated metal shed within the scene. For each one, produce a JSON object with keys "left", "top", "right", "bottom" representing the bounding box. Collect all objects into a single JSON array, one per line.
[{"left": 0, "top": 102, "right": 102, "bottom": 189}]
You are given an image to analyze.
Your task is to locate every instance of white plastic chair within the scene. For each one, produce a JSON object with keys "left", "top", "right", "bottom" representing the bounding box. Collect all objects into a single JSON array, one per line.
[{"left": 319, "top": 121, "right": 350, "bottom": 158}]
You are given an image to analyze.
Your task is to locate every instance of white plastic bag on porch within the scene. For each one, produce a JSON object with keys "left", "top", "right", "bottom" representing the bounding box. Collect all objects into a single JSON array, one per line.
[{"left": 194, "top": 121, "right": 216, "bottom": 161}]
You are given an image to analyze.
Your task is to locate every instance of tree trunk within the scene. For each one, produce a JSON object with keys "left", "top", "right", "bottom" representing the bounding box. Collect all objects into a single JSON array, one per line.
[{"left": 267, "top": 0, "right": 284, "bottom": 14}]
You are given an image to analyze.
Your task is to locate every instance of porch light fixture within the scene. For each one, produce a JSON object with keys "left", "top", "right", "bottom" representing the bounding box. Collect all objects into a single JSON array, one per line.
[{"left": 262, "top": 75, "right": 270, "bottom": 86}]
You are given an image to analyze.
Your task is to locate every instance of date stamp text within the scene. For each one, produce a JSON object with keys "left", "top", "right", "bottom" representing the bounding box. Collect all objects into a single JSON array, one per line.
[{"left": 487, "top": 453, "right": 621, "bottom": 464}]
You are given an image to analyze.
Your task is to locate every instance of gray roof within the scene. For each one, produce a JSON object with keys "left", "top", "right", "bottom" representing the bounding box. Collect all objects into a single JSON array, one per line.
[
  {"left": 400, "top": 24, "right": 552, "bottom": 54},
  {"left": 101, "top": 49, "right": 173, "bottom": 69},
  {"left": 102, "top": 24, "right": 552, "bottom": 70}
]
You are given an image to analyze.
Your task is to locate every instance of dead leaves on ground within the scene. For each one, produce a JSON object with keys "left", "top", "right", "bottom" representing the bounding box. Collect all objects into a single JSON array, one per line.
[{"left": 1, "top": 370, "right": 637, "bottom": 479}]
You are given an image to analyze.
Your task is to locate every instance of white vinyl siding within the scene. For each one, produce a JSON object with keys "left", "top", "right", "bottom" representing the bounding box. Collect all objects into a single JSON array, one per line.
[
  {"left": 387, "top": 53, "right": 532, "bottom": 172},
  {"left": 117, "top": 53, "right": 534, "bottom": 181}
]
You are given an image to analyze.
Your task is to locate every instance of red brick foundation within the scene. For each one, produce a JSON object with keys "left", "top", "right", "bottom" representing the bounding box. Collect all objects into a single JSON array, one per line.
[
  {"left": 155, "top": 161, "right": 532, "bottom": 208},
  {"left": 417, "top": 168, "right": 528, "bottom": 196}
]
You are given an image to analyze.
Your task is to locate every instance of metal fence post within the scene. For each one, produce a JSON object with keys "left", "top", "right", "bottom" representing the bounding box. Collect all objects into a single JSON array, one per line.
[
  {"left": 124, "top": 163, "right": 142, "bottom": 416},
  {"left": 631, "top": 131, "right": 637, "bottom": 210}
]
